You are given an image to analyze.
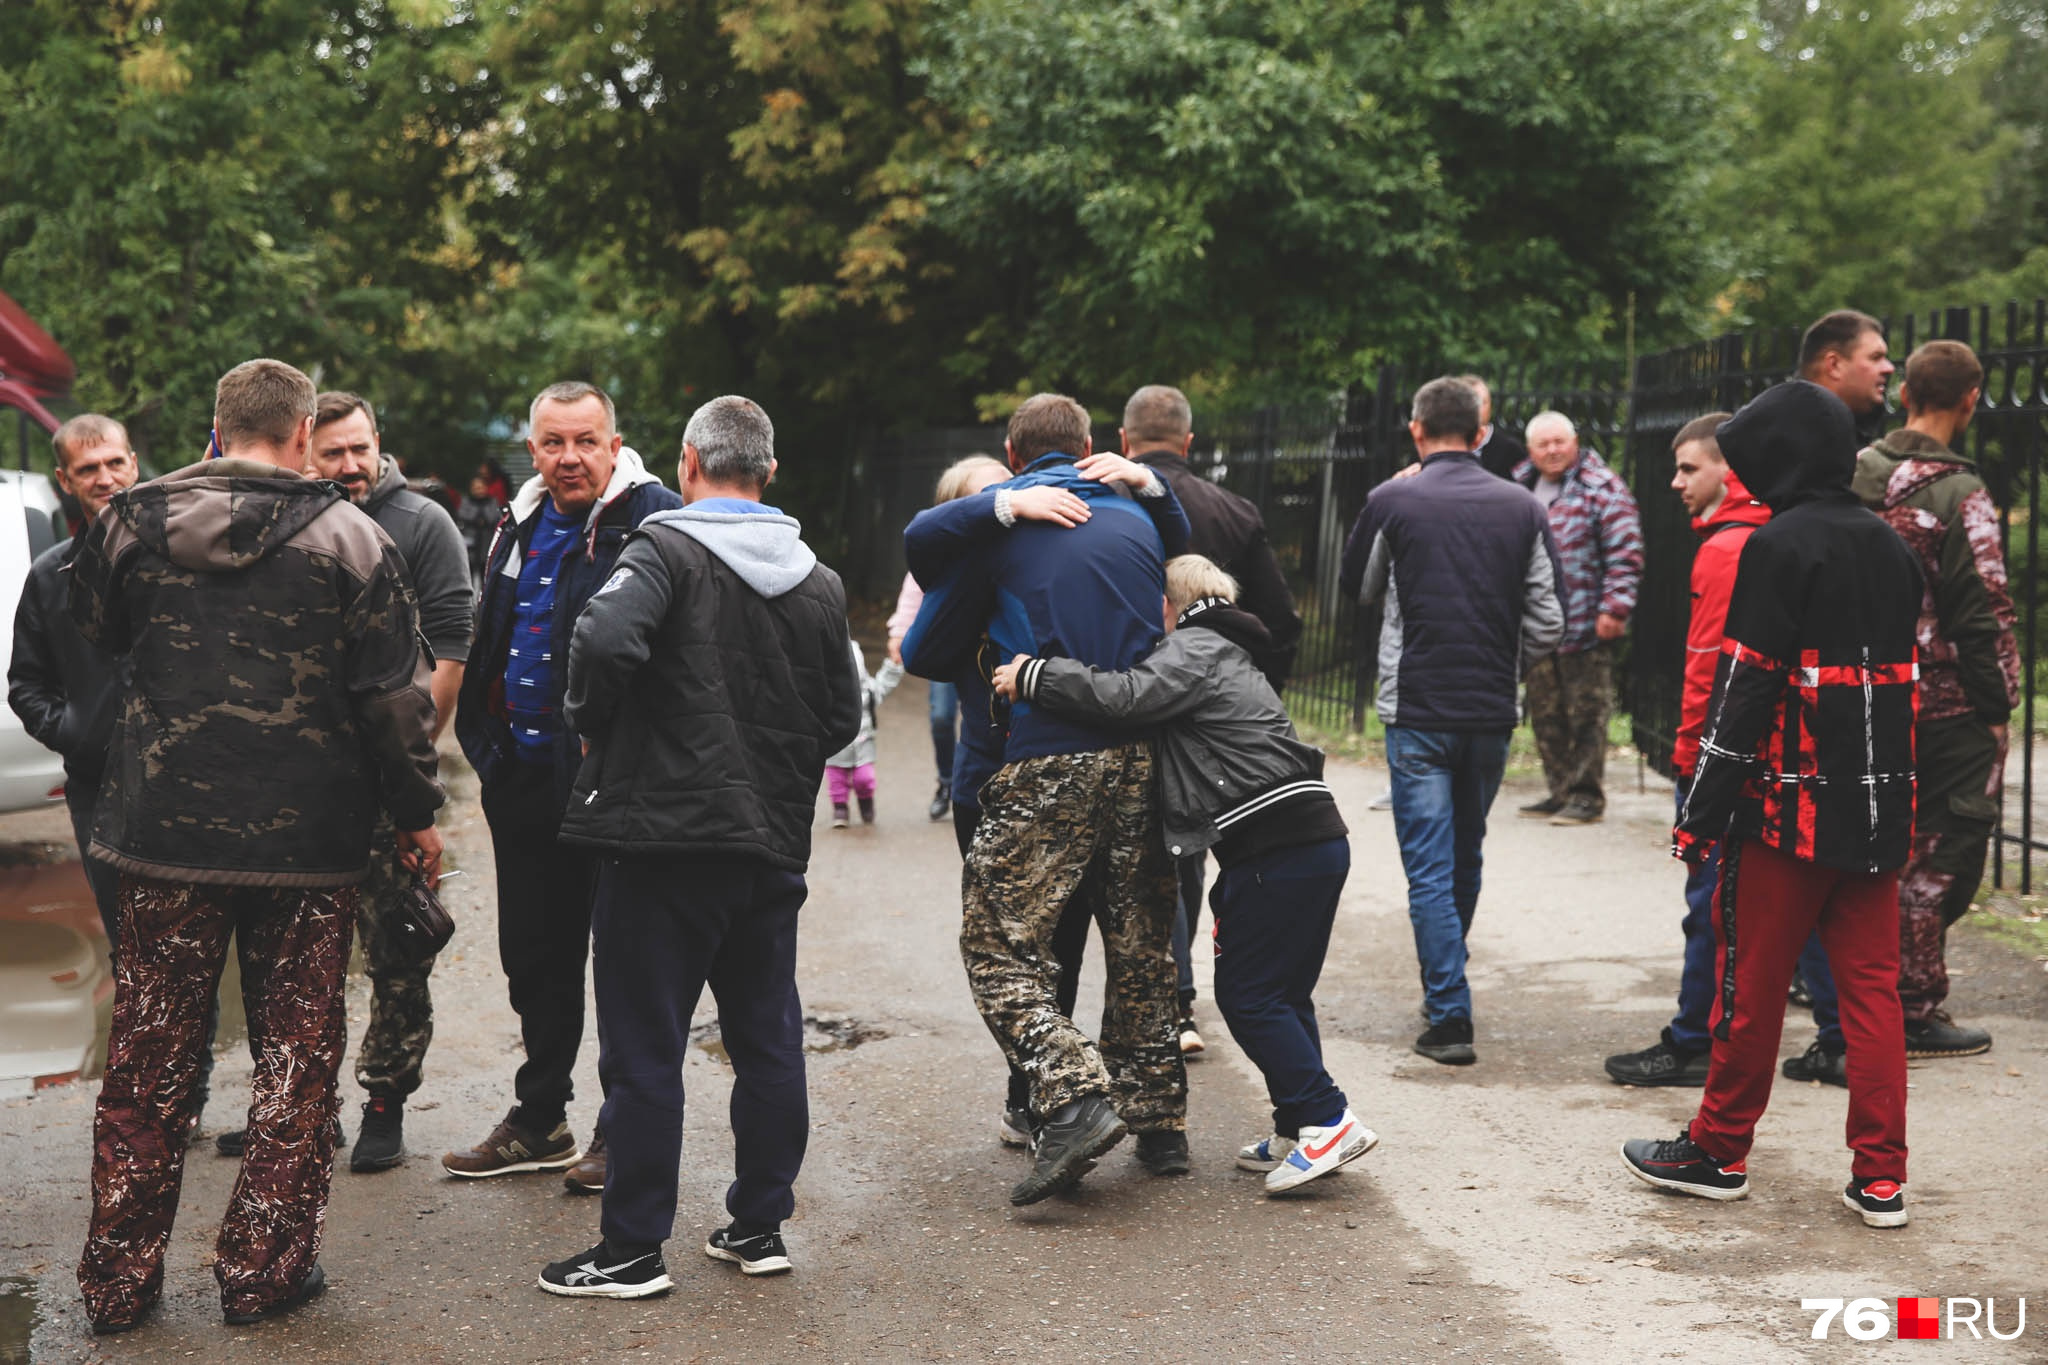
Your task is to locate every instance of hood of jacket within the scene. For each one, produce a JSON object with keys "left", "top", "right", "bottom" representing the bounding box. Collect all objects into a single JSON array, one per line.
[
  {"left": 1175, "top": 597, "right": 1273, "bottom": 656},
  {"left": 1694, "top": 465, "right": 1771, "bottom": 537},
  {"left": 113, "top": 457, "right": 343, "bottom": 574},
  {"left": 361, "top": 452, "right": 411, "bottom": 513},
  {"left": 1868, "top": 427, "right": 1974, "bottom": 508},
  {"left": 1717, "top": 380, "right": 1857, "bottom": 512},
  {"left": 507, "top": 444, "right": 663, "bottom": 529},
  {"left": 640, "top": 506, "right": 819, "bottom": 598}
]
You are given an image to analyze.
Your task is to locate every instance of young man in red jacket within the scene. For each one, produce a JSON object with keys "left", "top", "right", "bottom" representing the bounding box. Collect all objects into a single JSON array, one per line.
[
  {"left": 1605, "top": 413, "right": 1768, "bottom": 1086},
  {"left": 1622, "top": 380, "right": 1921, "bottom": 1229}
]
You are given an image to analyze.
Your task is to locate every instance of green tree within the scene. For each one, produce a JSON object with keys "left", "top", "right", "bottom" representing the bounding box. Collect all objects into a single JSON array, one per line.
[{"left": 920, "top": 0, "right": 1740, "bottom": 414}]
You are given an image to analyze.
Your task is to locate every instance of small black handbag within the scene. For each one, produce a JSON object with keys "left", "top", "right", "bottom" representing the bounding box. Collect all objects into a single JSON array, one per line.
[{"left": 385, "top": 875, "right": 455, "bottom": 964}]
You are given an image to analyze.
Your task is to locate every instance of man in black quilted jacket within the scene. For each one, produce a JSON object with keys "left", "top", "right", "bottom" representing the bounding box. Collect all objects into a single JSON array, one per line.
[{"left": 538, "top": 395, "right": 861, "bottom": 1301}]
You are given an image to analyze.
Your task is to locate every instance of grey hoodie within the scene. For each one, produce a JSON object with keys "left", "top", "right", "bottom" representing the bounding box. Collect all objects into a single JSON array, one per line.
[
  {"left": 359, "top": 454, "right": 474, "bottom": 662},
  {"left": 637, "top": 507, "right": 819, "bottom": 597}
]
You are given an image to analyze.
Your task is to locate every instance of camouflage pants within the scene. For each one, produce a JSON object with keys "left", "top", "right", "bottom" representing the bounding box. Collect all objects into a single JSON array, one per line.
[
  {"left": 80, "top": 876, "right": 356, "bottom": 1324},
  {"left": 960, "top": 743, "right": 1186, "bottom": 1130},
  {"left": 1898, "top": 716, "right": 2001, "bottom": 1020},
  {"left": 1526, "top": 643, "right": 1611, "bottom": 810},
  {"left": 354, "top": 818, "right": 435, "bottom": 1098}
]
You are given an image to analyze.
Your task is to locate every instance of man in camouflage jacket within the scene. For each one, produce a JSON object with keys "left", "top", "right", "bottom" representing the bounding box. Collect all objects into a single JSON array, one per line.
[
  {"left": 1821, "top": 340, "right": 2016, "bottom": 1060},
  {"left": 70, "top": 359, "right": 443, "bottom": 1332}
]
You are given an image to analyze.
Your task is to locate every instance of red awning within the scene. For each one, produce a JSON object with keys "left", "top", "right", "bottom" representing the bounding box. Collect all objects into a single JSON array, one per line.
[{"left": 0, "top": 291, "right": 75, "bottom": 397}]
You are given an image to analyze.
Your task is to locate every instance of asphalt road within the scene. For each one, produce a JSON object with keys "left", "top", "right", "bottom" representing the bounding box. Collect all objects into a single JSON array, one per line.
[{"left": 4, "top": 694, "right": 2046, "bottom": 1363}]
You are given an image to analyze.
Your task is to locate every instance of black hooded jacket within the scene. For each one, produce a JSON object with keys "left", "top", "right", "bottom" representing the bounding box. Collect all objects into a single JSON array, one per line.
[{"left": 1675, "top": 381, "right": 1922, "bottom": 873}]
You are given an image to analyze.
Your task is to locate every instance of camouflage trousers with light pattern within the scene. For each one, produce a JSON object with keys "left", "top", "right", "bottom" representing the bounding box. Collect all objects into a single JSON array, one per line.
[
  {"left": 79, "top": 876, "right": 356, "bottom": 1325},
  {"left": 960, "top": 743, "right": 1186, "bottom": 1130}
]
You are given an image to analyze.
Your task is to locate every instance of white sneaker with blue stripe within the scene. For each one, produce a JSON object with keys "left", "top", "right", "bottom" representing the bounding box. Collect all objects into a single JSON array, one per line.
[{"left": 1264, "top": 1110, "right": 1378, "bottom": 1193}]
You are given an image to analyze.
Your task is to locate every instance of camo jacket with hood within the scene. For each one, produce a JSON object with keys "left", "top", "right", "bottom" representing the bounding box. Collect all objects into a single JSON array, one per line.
[{"left": 69, "top": 457, "right": 443, "bottom": 886}]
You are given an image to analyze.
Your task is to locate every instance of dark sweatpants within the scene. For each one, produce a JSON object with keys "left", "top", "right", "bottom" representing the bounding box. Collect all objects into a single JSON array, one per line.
[
  {"left": 1210, "top": 838, "right": 1351, "bottom": 1137},
  {"left": 480, "top": 760, "right": 597, "bottom": 1127},
  {"left": 593, "top": 854, "right": 810, "bottom": 1250}
]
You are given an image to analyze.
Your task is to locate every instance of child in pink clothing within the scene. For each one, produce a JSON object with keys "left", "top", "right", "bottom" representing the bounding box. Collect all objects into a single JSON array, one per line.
[{"left": 825, "top": 639, "right": 904, "bottom": 827}]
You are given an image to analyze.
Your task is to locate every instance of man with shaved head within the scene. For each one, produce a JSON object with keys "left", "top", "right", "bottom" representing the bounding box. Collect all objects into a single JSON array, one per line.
[
  {"left": 1121, "top": 384, "right": 1304, "bottom": 1052},
  {"left": 1513, "top": 412, "right": 1642, "bottom": 825}
]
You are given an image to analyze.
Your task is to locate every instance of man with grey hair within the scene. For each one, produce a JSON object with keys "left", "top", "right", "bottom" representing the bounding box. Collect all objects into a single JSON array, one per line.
[
  {"left": 539, "top": 395, "right": 860, "bottom": 1297},
  {"left": 449, "top": 381, "right": 681, "bottom": 1188},
  {"left": 1339, "top": 376, "right": 1562, "bottom": 1064},
  {"left": 1512, "top": 412, "right": 1642, "bottom": 825}
]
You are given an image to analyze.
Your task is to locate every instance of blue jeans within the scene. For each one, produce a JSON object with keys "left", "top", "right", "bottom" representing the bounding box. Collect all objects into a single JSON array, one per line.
[
  {"left": 1211, "top": 838, "right": 1351, "bottom": 1136},
  {"left": 1669, "top": 780, "right": 1721, "bottom": 1054},
  {"left": 1386, "top": 726, "right": 1510, "bottom": 1024},
  {"left": 929, "top": 681, "right": 958, "bottom": 786},
  {"left": 1799, "top": 932, "right": 1845, "bottom": 1051}
]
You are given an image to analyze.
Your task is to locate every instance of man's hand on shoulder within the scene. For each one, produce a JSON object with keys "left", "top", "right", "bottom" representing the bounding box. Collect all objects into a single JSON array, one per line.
[{"left": 1074, "top": 453, "right": 1162, "bottom": 496}]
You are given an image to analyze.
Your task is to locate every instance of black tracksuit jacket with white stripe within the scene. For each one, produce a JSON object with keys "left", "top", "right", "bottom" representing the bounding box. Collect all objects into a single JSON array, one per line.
[{"left": 1010, "top": 601, "right": 1343, "bottom": 862}]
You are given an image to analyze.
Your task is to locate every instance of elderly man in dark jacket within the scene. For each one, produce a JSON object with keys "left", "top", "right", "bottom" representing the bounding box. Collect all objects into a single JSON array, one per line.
[
  {"left": 447, "top": 381, "right": 681, "bottom": 1190},
  {"left": 70, "top": 358, "right": 443, "bottom": 1331},
  {"left": 1624, "top": 379, "right": 1922, "bottom": 1230},
  {"left": 9, "top": 414, "right": 137, "bottom": 951},
  {"left": 537, "top": 395, "right": 859, "bottom": 1300}
]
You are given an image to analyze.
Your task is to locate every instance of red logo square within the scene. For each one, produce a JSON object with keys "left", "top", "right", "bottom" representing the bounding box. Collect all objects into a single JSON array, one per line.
[{"left": 1897, "top": 1297, "right": 1940, "bottom": 1340}]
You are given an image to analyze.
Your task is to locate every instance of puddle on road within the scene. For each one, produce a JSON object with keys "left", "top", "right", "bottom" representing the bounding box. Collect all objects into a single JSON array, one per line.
[
  {"left": 0, "top": 1276, "right": 38, "bottom": 1365},
  {"left": 691, "top": 1013, "right": 890, "bottom": 1064}
]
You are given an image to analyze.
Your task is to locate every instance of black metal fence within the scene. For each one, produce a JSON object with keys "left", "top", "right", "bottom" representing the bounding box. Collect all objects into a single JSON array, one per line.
[{"left": 852, "top": 300, "right": 2048, "bottom": 890}]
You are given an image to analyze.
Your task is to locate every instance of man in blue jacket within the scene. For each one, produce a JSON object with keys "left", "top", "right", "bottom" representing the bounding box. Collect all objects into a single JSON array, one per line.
[
  {"left": 447, "top": 381, "right": 681, "bottom": 1189},
  {"left": 903, "top": 393, "right": 1187, "bottom": 1206},
  {"left": 1339, "top": 376, "right": 1563, "bottom": 1066}
]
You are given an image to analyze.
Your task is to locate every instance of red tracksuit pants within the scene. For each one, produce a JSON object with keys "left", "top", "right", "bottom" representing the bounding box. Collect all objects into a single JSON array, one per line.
[{"left": 1688, "top": 838, "right": 1908, "bottom": 1183}]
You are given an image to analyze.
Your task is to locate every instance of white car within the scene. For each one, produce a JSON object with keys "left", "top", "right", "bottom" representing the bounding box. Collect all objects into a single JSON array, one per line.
[{"left": 0, "top": 466, "right": 70, "bottom": 812}]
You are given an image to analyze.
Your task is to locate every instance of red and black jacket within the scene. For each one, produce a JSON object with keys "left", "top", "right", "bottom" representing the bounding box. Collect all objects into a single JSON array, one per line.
[
  {"left": 1671, "top": 467, "right": 1770, "bottom": 776},
  {"left": 1675, "top": 381, "right": 1923, "bottom": 874}
]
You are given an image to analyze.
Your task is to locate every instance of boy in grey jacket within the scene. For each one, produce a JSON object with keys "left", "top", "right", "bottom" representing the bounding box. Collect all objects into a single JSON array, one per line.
[{"left": 996, "top": 555, "right": 1372, "bottom": 1195}]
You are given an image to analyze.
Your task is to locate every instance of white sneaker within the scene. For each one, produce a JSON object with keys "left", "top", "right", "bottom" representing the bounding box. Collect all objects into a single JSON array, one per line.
[
  {"left": 1264, "top": 1109, "right": 1377, "bottom": 1193},
  {"left": 997, "top": 1106, "right": 1033, "bottom": 1149},
  {"left": 1367, "top": 789, "right": 1394, "bottom": 811},
  {"left": 1235, "top": 1133, "right": 1296, "bottom": 1172},
  {"left": 1178, "top": 1018, "right": 1205, "bottom": 1056}
]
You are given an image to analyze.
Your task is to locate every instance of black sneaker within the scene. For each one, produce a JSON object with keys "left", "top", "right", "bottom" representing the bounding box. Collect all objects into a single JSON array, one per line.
[
  {"left": 1781, "top": 1038, "right": 1848, "bottom": 1087},
  {"left": 928, "top": 782, "right": 951, "bottom": 822},
  {"left": 216, "top": 1116, "right": 347, "bottom": 1159},
  {"left": 351, "top": 1096, "right": 404, "bottom": 1173},
  {"left": 1518, "top": 796, "right": 1564, "bottom": 820},
  {"left": 1621, "top": 1131, "right": 1748, "bottom": 1201},
  {"left": 1904, "top": 1010, "right": 1991, "bottom": 1058},
  {"left": 1841, "top": 1176, "right": 1908, "bottom": 1228},
  {"left": 539, "top": 1240, "right": 673, "bottom": 1298},
  {"left": 1604, "top": 1031, "right": 1709, "bottom": 1087},
  {"left": 1549, "top": 797, "right": 1604, "bottom": 825},
  {"left": 857, "top": 795, "right": 875, "bottom": 824},
  {"left": 1134, "top": 1129, "right": 1190, "bottom": 1176},
  {"left": 223, "top": 1262, "right": 327, "bottom": 1324},
  {"left": 1413, "top": 1016, "right": 1475, "bottom": 1065},
  {"left": 705, "top": 1224, "right": 792, "bottom": 1276},
  {"left": 1009, "top": 1094, "right": 1127, "bottom": 1205}
]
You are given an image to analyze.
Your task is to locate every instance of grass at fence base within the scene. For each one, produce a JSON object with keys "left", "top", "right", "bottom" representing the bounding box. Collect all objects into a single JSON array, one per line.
[
  {"left": 1289, "top": 697, "right": 1641, "bottom": 786},
  {"left": 1973, "top": 882, "right": 2048, "bottom": 961}
]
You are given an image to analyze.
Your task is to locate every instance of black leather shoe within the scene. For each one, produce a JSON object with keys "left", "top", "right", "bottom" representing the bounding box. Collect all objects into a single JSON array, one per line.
[
  {"left": 1904, "top": 1010, "right": 1991, "bottom": 1058},
  {"left": 1009, "top": 1095, "right": 1126, "bottom": 1205},
  {"left": 928, "top": 782, "right": 951, "bottom": 822},
  {"left": 1135, "top": 1129, "right": 1190, "bottom": 1176},
  {"left": 1414, "top": 1016, "right": 1476, "bottom": 1065},
  {"left": 223, "top": 1263, "right": 326, "bottom": 1326}
]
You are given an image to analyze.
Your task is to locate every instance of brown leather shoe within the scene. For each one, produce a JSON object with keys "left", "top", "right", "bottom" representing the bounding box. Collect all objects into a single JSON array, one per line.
[
  {"left": 564, "top": 1127, "right": 607, "bottom": 1195},
  {"left": 441, "top": 1107, "right": 578, "bottom": 1178}
]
